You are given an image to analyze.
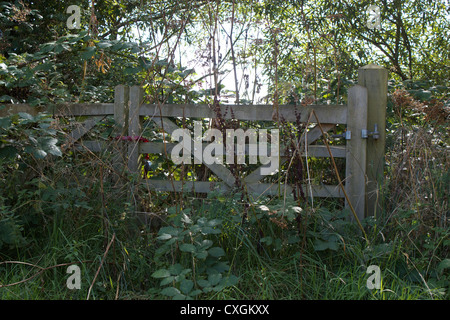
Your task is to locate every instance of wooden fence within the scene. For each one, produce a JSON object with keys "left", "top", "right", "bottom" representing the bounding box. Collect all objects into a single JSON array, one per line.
[{"left": 0, "top": 64, "right": 388, "bottom": 221}]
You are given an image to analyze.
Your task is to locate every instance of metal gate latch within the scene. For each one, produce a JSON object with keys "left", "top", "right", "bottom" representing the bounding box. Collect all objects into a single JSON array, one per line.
[{"left": 362, "top": 124, "right": 379, "bottom": 139}]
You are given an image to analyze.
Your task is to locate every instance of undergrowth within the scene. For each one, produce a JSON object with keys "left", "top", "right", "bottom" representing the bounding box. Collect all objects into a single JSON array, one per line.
[{"left": 0, "top": 84, "right": 448, "bottom": 300}]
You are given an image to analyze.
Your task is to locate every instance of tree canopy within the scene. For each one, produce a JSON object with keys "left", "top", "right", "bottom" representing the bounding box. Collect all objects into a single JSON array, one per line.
[{"left": 0, "top": 0, "right": 448, "bottom": 106}]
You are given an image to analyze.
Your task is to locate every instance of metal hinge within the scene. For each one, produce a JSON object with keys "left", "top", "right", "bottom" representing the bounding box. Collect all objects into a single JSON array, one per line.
[{"left": 362, "top": 124, "right": 380, "bottom": 140}]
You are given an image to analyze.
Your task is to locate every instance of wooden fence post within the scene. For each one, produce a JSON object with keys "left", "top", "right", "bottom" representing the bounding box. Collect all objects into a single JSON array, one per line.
[
  {"left": 345, "top": 85, "right": 368, "bottom": 222},
  {"left": 113, "top": 85, "right": 129, "bottom": 176},
  {"left": 114, "top": 85, "right": 129, "bottom": 136},
  {"left": 358, "top": 64, "right": 388, "bottom": 218},
  {"left": 128, "top": 86, "right": 143, "bottom": 173}
]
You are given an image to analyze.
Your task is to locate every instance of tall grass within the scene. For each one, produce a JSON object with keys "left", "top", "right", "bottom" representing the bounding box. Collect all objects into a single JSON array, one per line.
[{"left": 1, "top": 91, "right": 448, "bottom": 300}]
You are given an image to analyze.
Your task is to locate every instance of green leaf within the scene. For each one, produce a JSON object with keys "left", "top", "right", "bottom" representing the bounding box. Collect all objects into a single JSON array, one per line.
[
  {"left": 202, "top": 286, "right": 213, "bottom": 293},
  {"left": 180, "top": 279, "right": 194, "bottom": 295},
  {"left": 189, "top": 289, "right": 202, "bottom": 297},
  {"left": 97, "top": 41, "right": 112, "bottom": 49},
  {"left": 197, "top": 279, "right": 210, "bottom": 288},
  {"left": 437, "top": 259, "right": 450, "bottom": 273},
  {"left": 179, "top": 243, "right": 196, "bottom": 253},
  {"left": 288, "top": 235, "right": 300, "bottom": 244},
  {"left": 208, "top": 247, "right": 225, "bottom": 257},
  {"left": 80, "top": 47, "right": 96, "bottom": 60},
  {"left": 201, "top": 226, "right": 221, "bottom": 234},
  {"left": 223, "top": 275, "right": 239, "bottom": 286},
  {"left": 113, "top": 42, "right": 135, "bottom": 50},
  {"left": 32, "top": 148, "right": 47, "bottom": 159},
  {"left": 168, "top": 263, "right": 184, "bottom": 276},
  {"left": 313, "top": 239, "right": 339, "bottom": 251},
  {"left": 0, "top": 96, "right": 14, "bottom": 103},
  {"left": 208, "top": 273, "right": 222, "bottom": 286},
  {"left": 151, "top": 269, "right": 171, "bottom": 278},
  {"left": 260, "top": 236, "right": 273, "bottom": 245},
  {"left": 53, "top": 43, "right": 69, "bottom": 53},
  {"left": 130, "top": 43, "right": 141, "bottom": 53},
  {"left": 124, "top": 66, "right": 141, "bottom": 75},
  {"left": 18, "top": 112, "right": 33, "bottom": 120},
  {"left": 213, "top": 275, "right": 239, "bottom": 292},
  {"left": 0, "top": 146, "right": 18, "bottom": 159},
  {"left": 181, "top": 213, "right": 192, "bottom": 224},
  {"left": 0, "top": 117, "right": 12, "bottom": 129},
  {"left": 194, "top": 251, "right": 208, "bottom": 260},
  {"left": 207, "top": 219, "right": 222, "bottom": 227},
  {"left": 159, "top": 226, "right": 179, "bottom": 236},
  {"left": 0, "top": 219, "right": 26, "bottom": 247},
  {"left": 160, "top": 276, "right": 174, "bottom": 286},
  {"left": 198, "top": 239, "right": 213, "bottom": 250},
  {"left": 157, "top": 233, "right": 172, "bottom": 241},
  {"left": 210, "top": 261, "right": 229, "bottom": 273},
  {"left": 161, "top": 287, "right": 180, "bottom": 297},
  {"left": 46, "top": 143, "right": 62, "bottom": 157},
  {"left": 38, "top": 137, "right": 62, "bottom": 157}
]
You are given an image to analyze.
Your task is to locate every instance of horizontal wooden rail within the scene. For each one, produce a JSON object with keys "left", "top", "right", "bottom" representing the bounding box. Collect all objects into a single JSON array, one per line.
[
  {"left": 140, "top": 179, "right": 344, "bottom": 198},
  {"left": 54, "top": 103, "right": 114, "bottom": 116},
  {"left": 2, "top": 103, "right": 346, "bottom": 124},
  {"left": 1, "top": 103, "right": 115, "bottom": 117},
  {"left": 139, "top": 141, "right": 346, "bottom": 158},
  {"left": 140, "top": 103, "right": 348, "bottom": 124}
]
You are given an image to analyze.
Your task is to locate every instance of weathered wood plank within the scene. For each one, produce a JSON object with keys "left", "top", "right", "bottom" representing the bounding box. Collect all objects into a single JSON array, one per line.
[
  {"left": 113, "top": 85, "right": 129, "bottom": 174},
  {"left": 151, "top": 117, "right": 237, "bottom": 187},
  {"left": 2, "top": 103, "right": 114, "bottom": 117},
  {"left": 114, "top": 85, "right": 129, "bottom": 136},
  {"left": 141, "top": 180, "right": 230, "bottom": 193},
  {"left": 128, "top": 86, "right": 143, "bottom": 172},
  {"left": 358, "top": 64, "right": 388, "bottom": 218},
  {"left": 140, "top": 179, "right": 343, "bottom": 198},
  {"left": 2, "top": 103, "right": 346, "bottom": 123},
  {"left": 303, "top": 123, "right": 336, "bottom": 144},
  {"left": 65, "top": 116, "right": 104, "bottom": 145},
  {"left": 55, "top": 103, "right": 114, "bottom": 116},
  {"left": 140, "top": 104, "right": 347, "bottom": 124},
  {"left": 247, "top": 182, "right": 344, "bottom": 198},
  {"left": 345, "top": 85, "right": 368, "bottom": 222},
  {"left": 307, "top": 145, "right": 346, "bottom": 158},
  {"left": 243, "top": 122, "right": 337, "bottom": 184},
  {"left": 140, "top": 141, "right": 345, "bottom": 158}
]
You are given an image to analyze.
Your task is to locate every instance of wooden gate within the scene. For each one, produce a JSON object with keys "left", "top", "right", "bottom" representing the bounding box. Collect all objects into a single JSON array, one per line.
[
  {"left": 113, "top": 64, "right": 388, "bottom": 222},
  {"left": 0, "top": 64, "right": 388, "bottom": 221}
]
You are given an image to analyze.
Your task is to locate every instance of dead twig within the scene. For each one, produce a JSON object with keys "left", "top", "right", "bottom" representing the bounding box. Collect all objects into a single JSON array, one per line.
[
  {"left": 86, "top": 233, "right": 116, "bottom": 300},
  {"left": 0, "top": 260, "right": 93, "bottom": 288}
]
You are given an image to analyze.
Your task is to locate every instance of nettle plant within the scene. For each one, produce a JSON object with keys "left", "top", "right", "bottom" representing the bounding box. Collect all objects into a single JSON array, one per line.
[{"left": 151, "top": 208, "right": 238, "bottom": 300}]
